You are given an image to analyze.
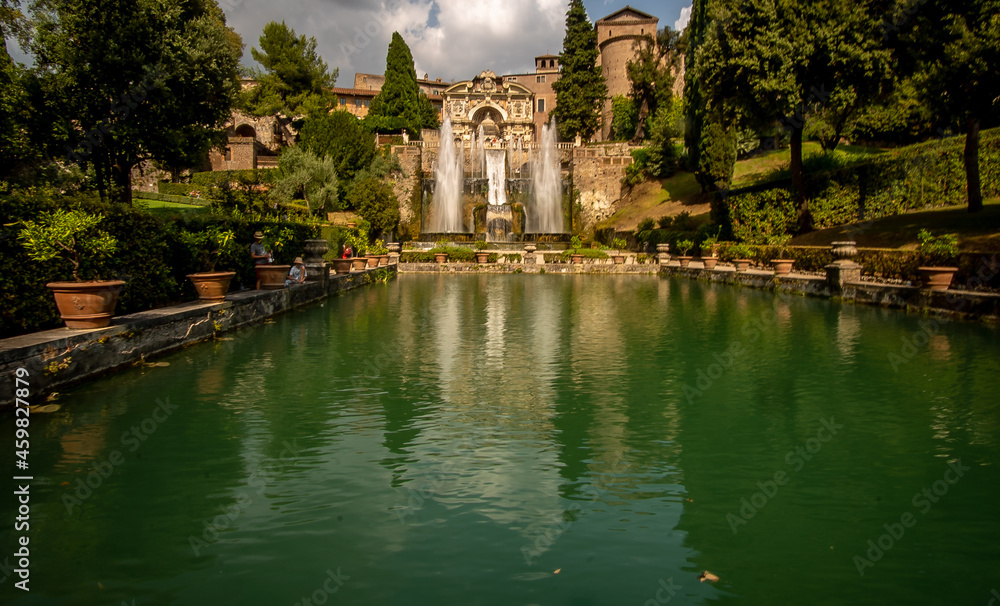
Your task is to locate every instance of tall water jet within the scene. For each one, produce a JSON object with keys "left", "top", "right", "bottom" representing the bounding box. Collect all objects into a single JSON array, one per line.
[
  {"left": 429, "top": 116, "right": 465, "bottom": 232},
  {"left": 529, "top": 120, "right": 564, "bottom": 233},
  {"left": 485, "top": 149, "right": 512, "bottom": 241},
  {"left": 477, "top": 125, "right": 486, "bottom": 178}
]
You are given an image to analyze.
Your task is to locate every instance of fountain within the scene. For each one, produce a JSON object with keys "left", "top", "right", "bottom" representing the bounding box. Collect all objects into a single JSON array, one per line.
[
  {"left": 428, "top": 116, "right": 465, "bottom": 234},
  {"left": 485, "top": 150, "right": 512, "bottom": 242},
  {"left": 527, "top": 119, "right": 564, "bottom": 235}
]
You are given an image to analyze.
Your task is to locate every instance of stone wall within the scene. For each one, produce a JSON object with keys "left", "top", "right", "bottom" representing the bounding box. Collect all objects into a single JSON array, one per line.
[
  {"left": 571, "top": 145, "right": 634, "bottom": 233},
  {"left": 391, "top": 146, "right": 423, "bottom": 241}
]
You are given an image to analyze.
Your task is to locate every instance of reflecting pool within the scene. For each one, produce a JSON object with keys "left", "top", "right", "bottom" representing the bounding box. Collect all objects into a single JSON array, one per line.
[{"left": 4, "top": 274, "right": 999, "bottom": 605}]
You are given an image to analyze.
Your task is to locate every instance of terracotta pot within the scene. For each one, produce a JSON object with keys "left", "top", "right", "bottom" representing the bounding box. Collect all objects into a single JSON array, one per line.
[
  {"left": 351, "top": 257, "right": 367, "bottom": 271},
  {"left": 570, "top": 254, "right": 583, "bottom": 264},
  {"left": 187, "top": 271, "right": 235, "bottom": 302},
  {"left": 612, "top": 254, "right": 625, "bottom": 265},
  {"left": 733, "top": 259, "right": 752, "bottom": 271},
  {"left": 346, "top": 222, "right": 357, "bottom": 228},
  {"left": 677, "top": 256, "right": 693, "bottom": 268},
  {"left": 47, "top": 281, "right": 126, "bottom": 329},
  {"left": 702, "top": 257, "right": 718, "bottom": 270},
  {"left": 435, "top": 253, "right": 449, "bottom": 263},
  {"left": 366, "top": 256, "right": 379, "bottom": 268},
  {"left": 476, "top": 252, "right": 490, "bottom": 263},
  {"left": 255, "top": 264, "right": 290, "bottom": 290},
  {"left": 377, "top": 255, "right": 389, "bottom": 267},
  {"left": 918, "top": 266, "right": 957, "bottom": 291},
  {"left": 331, "top": 258, "right": 353, "bottom": 274},
  {"left": 772, "top": 259, "right": 794, "bottom": 276}
]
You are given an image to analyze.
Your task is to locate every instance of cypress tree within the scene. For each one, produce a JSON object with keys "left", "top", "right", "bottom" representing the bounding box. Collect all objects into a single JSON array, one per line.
[
  {"left": 551, "top": 0, "right": 607, "bottom": 141},
  {"left": 367, "top": 32, "right": 422, "bottom": 136}
]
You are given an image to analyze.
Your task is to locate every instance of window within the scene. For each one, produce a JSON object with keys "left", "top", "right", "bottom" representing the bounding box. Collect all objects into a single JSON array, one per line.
[
  {"left": 365, "top": 99, "right": 371, "bottom": 107},
  {"left": 609, "top": 29, "right": 612, "bottom": 37},
  {"left": 549, "top": 59, "right": 555, "bottom": 68},
  {"left": 224, "top": 147, "right": 231, "bottom": 162},
  {"left": 356, "top": 99, "right": 362, "bottom": 107},
  {"left": 339, "top": 98, "right": 347, "bottom": 105},
  {"left": 362, "top": 76, "right": 367, "bottom": 83},
  {"left": 509, "top": 77, "right": 517, "bottom": 81},
  {"left": 537, "top": 99, "right": 545, "bottom": 113},
  {"left": 536, "top": 75, "right": 546, "bottom": 83}
]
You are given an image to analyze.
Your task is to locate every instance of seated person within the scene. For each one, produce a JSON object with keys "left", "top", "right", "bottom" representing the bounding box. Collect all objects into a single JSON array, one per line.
[{"left": 285, "top": 257, "right": 307, "bottom": 287}]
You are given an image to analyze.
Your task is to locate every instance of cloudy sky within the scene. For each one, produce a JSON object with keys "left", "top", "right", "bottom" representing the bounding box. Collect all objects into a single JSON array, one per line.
[{"left": 8, "top": 1, "right": 691, "bottom": 85}]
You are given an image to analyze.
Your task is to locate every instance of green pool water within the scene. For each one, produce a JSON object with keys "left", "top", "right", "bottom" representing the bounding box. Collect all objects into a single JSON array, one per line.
[{"left": 4, "top": 274, "right": 1000, "bottom": 605}]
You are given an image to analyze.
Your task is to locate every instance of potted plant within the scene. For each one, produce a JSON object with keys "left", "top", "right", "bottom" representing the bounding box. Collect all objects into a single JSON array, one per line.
[
  {"left": 569, "top": 235, "right": 584, "bottom": 264},
  {"left": 700, "top": 233, "right": 720, "bottom": 270},
  {"left": 916, "top": 229, "right": 959, "bottom": 290},
  {"left": 676, "top": 239, "right": 695, "bottom": 268},
  {"left": 610, "top": 237, "right": 627, "bottom": 264},
  {"left": 475, "top": 239, "right": 490, "bottom": 263},
  {"left": 256, "top": 227, "right": 294, "bottom": 289},
  {"left": 370, "top": 240, "right": 390, "bottom": 266},
  {"left": 18, "top": 209, "right": 124, "bottom": 329},
  {"left": 182, "top": 226, "right": 238, "bottom": 301},
  {"left": 769, "top": 234, "right": 795, "bottom": 276},
  {"left": 433, "top": 237, "right": 450, "bottom": 263}
]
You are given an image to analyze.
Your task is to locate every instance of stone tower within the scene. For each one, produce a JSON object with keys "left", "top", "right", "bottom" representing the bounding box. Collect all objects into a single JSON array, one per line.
[{"left": 595, "top": 6, "right": 659, "bottom": 141}]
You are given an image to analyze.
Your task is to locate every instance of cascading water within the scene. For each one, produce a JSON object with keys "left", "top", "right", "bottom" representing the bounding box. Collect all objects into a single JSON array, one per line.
[
  {"left": 485, "top": 149, "right": 512, "bottom": 242},
  {"left": 429, "top": 116, "right": 465, "bottom": 233},
  {"left": 529, "top": 120, "right": 564, "bottom": 233}
]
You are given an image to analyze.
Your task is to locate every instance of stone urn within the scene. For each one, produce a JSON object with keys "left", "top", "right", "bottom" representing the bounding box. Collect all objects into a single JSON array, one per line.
[
  {"left": 46, "top": 280, "right": 126, "bottom": 329},
  {"left": 303, "top": 239, "right": 329, "bottom": 264},
  {"left": 831, "top": 241, "right": 858, "bottom": 261},
  {"left": 656, "top": 243, "right": 670, "bottom": 264},
  {"left": 387, "top": 243, "right": 401, "bottom": 254},
  {"left": 524, "top": 244, "right": 537, "bottom": 253},
  {"left": 187, "top": 271, "right": 236, "bottom": 302},
  {"left": 917, "top": 267, "right": 957, "bottom": 291}
]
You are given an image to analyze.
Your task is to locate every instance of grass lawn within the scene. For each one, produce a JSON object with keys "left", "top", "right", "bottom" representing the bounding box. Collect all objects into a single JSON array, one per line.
[
  {"left": 791, "top": 198, "right": 1000, "bottom": 251},
  {"left": 596, "top": 171, "right": 710, "bottom": 231},
  {"left": 731, "top": 142, "right": 885, "bottom": 188},
  {"left": 135, "top": 198, "right": 208, "bottom": 218}
]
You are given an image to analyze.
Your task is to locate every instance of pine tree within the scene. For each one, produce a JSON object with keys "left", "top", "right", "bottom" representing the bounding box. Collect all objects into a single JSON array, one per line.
[
  {"left": 551, "top": 0, "right": 607, "bottom": 141},
  {"left": 245, "top": 21, "right": 337, "bottom": 117},
  {"left": 366, "top": 32, "right": 425, "bottom": 136}
]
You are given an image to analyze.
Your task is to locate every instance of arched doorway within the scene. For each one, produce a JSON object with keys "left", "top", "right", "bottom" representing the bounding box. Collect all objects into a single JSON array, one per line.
[{"left": 234, "top": 124, "right": 257, "bottom": 139}]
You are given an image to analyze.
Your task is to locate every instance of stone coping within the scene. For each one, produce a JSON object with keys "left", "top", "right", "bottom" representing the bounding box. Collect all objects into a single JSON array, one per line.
[
  {"left": 398, "top": 262, "right": 659, "bottom": 274},
  {"left": 0, "top": 266, "right": 396, "bottom": 407}
]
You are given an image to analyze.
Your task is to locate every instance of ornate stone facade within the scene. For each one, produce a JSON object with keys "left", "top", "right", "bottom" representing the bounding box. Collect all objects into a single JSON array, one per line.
[{"left": 442, "top": 70, "right": 537, "bottom": 144}]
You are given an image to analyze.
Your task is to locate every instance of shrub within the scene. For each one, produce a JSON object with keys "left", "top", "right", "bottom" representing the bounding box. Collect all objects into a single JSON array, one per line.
[
  {"left": 917, "top": 229, "right": 959, "bottom": 266},
  {"left": 348, "top": 176, "right": 400, "bottom": 238}
]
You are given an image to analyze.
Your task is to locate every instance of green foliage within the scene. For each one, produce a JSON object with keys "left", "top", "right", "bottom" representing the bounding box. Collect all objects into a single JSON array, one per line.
[
  {"left": 270, "top": 147, "right": 339, "bottom": 213},
  {"left": 676, "top": 239, "right": 694, "bottom": 256},
  {"left": 365, "top": 32, "right": 432, "bottom": 136},
  {"left": 1, "top": 41, "right": 31, "bottom": 177},
  {"left": 348, "top": 176, "right": 399, "bottom": 237},
  {"left": 570, "top": 235, "right": 583, "bottom": 252},
  {"left": 178, "top": 225, "right": 238, "bottom": 272},
  {"left": 298, "top": 110, "right": 376, "bottom": 196},
  {"left": 611, "top": 95, "right": 637, "bottom": 141},
  {"left": 697, "top": 114, "right": 736, "bottom": 191},
  {"left": 558, "top": 248, "right": 608, "bottom": 261},
  {"left": 31, "top": 0, "right": 243, "bottom": 203},
  {"left": 626, "top": 27, "right": 681, "bottom": 141},
  {"left": 647, "top": 103, "right": 682, "bottom": 179},
  {"left": 243, "top": 21, "right": 337, "bottom": 116},
  {"left": 720, "top": 129, "right": 1000, "bottom": 239},
  {"left": 475, "top": 239, "right": 488, "bottom": 251},
  {"left": 917, "top": 229, "right": 959, "bottom": 265},
  {"left": 17, "top": 209, "right": 117, "bottom": 281},
  {"left": 612, "top": 237, "right": 627, "bottom": 251},
  {"left": 551, "top": 0, "right": 607, "bottom": 141}
]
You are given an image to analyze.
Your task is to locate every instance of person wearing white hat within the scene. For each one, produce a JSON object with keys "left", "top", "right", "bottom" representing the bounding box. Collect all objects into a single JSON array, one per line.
[{"left": 285, "top": 257, "right": 307, "bottom": 287}]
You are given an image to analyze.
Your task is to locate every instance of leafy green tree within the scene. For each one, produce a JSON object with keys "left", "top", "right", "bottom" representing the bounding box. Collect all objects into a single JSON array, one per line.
[
  {"left": 348, "top": 176, "right": 399, "bottom": 238},
  {"left": 551, "top": 0, "right": 606, "bottom": 141},
  {"left": 626, "top": 27, "right": 680, "bottom": 143},
  {"left": 611, "top": 95, "right": 638, "bottom": 141},
  {"left": 365, "top": 32, "right": 431, "bottom": 136},
  {"left": 699, "top": 0, "right": 893, "bottom": 232},
  {"left": 243, "top": 21, "right": 337, "bottom": 117},
  {"left": 298, "top": 110, "right": 375, "bottom": 199},
  {"left": 418, "top": 92, "right": 440, "bottom": 131},
  {"left": 30, "top": 0, "right": 243, "bottom": 205},
  {"left": 903, "top": 0, "right": 1000, "bottom": 213},
  {"left": 270, "top": 146, "right": 338, "bottom": 213},
  {"left": 0, "top": 39, "right": 28, "bottom": 176}
]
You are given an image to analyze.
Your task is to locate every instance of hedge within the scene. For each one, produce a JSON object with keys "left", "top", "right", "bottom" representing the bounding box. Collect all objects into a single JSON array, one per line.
[
  {"left": 0, "top": 189, "right": 315, "bottom": 338},
  {"left": 156, "top": 182, "right": 208, "bottom": 198},
  {"left": 191, "top": 169, "right": 277, "bottom": 190},
  {"left": 717, "top": 128, "right": 1000, "bottom": 239}
]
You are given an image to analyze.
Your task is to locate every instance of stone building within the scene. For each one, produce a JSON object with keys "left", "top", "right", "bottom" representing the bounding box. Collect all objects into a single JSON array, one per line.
[
  {"left": 207, "top": 110, "right": 296, "bottom": 171},
  {"left": 441, "top": 70, "right": 536, "bottom": 144},
  {"left": 501, "top": 54, "right": 560, "bottom": 136},
  {"left": 595, "top": 6, "right": 660, "bottom": 141}
]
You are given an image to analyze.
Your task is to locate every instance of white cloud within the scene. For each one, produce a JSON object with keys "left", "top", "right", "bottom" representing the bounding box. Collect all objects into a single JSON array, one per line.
[
  {"left": 674, "top": 4, "right": 691, "bottom": 31},
  {"left": 222, "top": 0, "right": 567, "bottom": 86}
]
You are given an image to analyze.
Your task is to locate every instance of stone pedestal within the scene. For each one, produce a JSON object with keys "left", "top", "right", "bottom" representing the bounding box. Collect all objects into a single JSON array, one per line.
[
  {"left": 826, "top": 241, "right": 860, "bottom": 291},
  {"left": 656, "top": 243, "right": 670, "bottom": 265},
  {"left": 388, "top": 252, "right": 400, "bottom": 265},
  {"left": 524, "top": 243, "right": 537, "bottom": 265},
  {"left": 306, "top": 263, "right": 329, "bottom": 283},
  {"left": 303, "top": 239, "right": 329, "bottom": 264}
]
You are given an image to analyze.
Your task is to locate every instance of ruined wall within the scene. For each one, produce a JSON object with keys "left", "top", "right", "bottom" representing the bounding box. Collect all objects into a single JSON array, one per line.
[
  {"left": 571, "top": 145, "right": 634, "bottom": 233},
  {"left": 391, "top": 145, "right": 424, "bottom": 240}
]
